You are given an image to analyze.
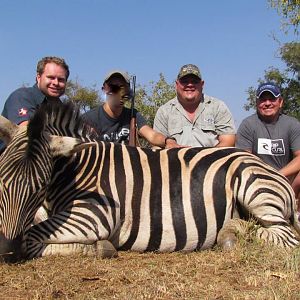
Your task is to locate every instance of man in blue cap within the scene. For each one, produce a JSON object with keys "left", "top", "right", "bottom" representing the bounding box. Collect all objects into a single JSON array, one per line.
[{"left": 236, "top": 82, "right": 300, "bottom": 213}]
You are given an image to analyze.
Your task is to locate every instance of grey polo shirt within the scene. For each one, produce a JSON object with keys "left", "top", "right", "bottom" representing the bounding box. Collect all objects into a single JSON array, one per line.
[{"left": 154, "top": 95, "right": 236, "bottom": 147}]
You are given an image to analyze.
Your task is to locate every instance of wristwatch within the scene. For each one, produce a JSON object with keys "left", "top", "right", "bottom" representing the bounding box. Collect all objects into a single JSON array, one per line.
[{"left": 164, "top": 136, "right": 176, "bottom": 146}]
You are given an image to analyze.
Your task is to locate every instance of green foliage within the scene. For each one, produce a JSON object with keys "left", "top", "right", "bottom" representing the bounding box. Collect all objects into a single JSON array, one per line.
[
  {"left": 245, "top": 42, "right": 300, "bottom": 119},
  {"left": 269, "top": 0, "right": 300, "bottom": 34},
  {"left": 123, "top": 73, "right": 176, "bottom": 147},
  {"left": 65, "top": 74, "right": 175, "bottom": 125},
  {"left": 280, "top": 41, "right": 300, "bottom": 71},
  {"left": 64, "top": 79, "right": 102, "bottom": 113},
  {"left": 134, "top": 73, "right": 176, "bottom": 127}
]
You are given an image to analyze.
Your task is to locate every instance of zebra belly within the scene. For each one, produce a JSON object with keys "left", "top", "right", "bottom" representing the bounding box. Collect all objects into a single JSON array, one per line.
[{"left": 116, "top": 212, "right": 229, "bottom": 252}]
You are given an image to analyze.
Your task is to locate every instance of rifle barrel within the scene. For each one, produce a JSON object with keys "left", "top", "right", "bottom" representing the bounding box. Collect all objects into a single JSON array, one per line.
[{"left": 129, "top": 75, "right": 137, "bottom": 147}]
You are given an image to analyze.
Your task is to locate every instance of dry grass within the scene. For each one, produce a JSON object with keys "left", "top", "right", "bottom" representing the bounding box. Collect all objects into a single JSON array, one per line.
[{"left": 1, "top": 237, "right": 300, "bottom": 300}]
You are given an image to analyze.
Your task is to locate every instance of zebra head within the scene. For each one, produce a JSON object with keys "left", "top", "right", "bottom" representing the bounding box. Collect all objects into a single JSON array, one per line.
[{"left": 0, "top": 102, "right": 94, "bottom": 262}]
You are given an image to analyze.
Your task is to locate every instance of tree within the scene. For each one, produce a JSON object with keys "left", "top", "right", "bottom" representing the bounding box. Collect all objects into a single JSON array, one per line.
[
  {"left": 63, "top": 75, "right": 175, "bottom": 122},
  {"left": 244, "top": 42, "right": 300, "bottom": 119},
  {"left": 134, "top": 73, "right": 176, "bottom": 127},
  {"left": 268, "top": 0, "right": 300, "bottom": 34},
  {"left": 125, "top": 73, "right": 176, "bottom": 147},
  {"left": 64, "top": 79, "right": 102, "bottom": 113}
]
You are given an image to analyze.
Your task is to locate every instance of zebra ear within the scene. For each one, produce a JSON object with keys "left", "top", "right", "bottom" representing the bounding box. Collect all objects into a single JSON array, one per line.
[
  {"left": 0, "top": 115, "right": 19, "bottom": 145},
  {"left": 48, "top": 135, "right": 95, "bottom": 157}
]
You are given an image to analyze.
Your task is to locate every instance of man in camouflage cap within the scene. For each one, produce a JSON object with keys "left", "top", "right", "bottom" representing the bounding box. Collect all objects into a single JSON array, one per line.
[
  {"left": 153, "top": 64, "right": 236, "bottom": 147},
  {"left": 177, "top": 64, "right": 202, "bottom": 79}
]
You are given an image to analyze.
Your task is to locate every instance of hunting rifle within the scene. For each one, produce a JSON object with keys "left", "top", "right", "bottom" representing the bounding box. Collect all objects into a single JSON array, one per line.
[{"left": 129, "top": 75, "right": 137, "bottom": 146}]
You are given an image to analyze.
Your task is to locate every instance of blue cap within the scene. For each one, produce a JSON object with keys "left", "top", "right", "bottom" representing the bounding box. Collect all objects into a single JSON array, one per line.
[{"left": 256, "top": 82, "right": 281, "bottom": 98}]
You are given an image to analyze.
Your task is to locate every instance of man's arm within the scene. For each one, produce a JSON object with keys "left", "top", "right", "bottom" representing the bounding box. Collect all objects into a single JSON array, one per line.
[
  {"left": 138, "top": 125, "right": 183, "bottom": 148},
  {"left": 235, "top": 118, "right": 254, "bottom": 151},
  {"left": 216, "top": 134, "right": 236, "bottom": 147},
  {"left": 153, "top": 106, "right": 169, "bottom": 137},
  {"left": 19, "top": 121, "right": 28, "bottom": 126},
  {"left": 214, "top": 100, "right": 236, "bottom": 145},
  {"left": 279, "top": 150, "right": 300, "bottom": 178},
  {"left": 2, "top": 88, "right": 36, "bottom": 125}
]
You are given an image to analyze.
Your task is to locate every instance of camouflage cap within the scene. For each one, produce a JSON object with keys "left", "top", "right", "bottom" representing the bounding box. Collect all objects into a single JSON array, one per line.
[
  {"left": 177, "top": 64, "right": 202, "bottom": 80},
  {"left": 103, "top": 70, "right": 130, "bottom": 85}
]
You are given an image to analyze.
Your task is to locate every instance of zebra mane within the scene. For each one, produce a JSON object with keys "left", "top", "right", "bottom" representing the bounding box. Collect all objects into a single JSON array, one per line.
[{"left": 27, "top": 101, "right": 98, "bottom": 142}]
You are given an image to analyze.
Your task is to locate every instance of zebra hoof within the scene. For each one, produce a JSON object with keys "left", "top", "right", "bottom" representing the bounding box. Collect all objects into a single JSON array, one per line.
[
  {"left": 219, "top": 238, "right": 237, "bottom": 251},
  {"left": 217, "top": 232, "right": 237, "bottom": 251},
  {"left": 95, "top": 240, "right": 118, "bottom": 258}
]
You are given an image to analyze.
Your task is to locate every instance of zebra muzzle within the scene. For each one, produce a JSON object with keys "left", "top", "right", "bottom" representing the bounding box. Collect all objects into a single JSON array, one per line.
[{"left": 0, "top": 233, "right": 23, "bottom": 263}]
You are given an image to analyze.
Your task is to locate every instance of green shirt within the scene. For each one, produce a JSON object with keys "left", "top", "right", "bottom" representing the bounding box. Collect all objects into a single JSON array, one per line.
[{"left": 154, "top": 94, "right": 236, "bottom": 147}]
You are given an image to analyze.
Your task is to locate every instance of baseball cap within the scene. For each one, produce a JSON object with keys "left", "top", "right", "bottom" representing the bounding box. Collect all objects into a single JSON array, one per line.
[
  {"left": 103, "top": 70, "right": 130, "bottom": 85},
  {"left": 177, "top": 64, "right": 202, "bottom": 80},
  {"left": 256, "top": 82, "right": 281, "bottom": 98}
]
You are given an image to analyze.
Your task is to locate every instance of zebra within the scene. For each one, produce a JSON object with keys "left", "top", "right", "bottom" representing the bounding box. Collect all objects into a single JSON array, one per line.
[{"left": 0, "top": 102, "right": 299, "bottom": 262}]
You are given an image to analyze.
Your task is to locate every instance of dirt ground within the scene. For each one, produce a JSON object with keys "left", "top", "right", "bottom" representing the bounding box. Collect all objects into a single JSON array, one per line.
[{"left": 0, "top": 238, "right": 300, "bottom": 300}]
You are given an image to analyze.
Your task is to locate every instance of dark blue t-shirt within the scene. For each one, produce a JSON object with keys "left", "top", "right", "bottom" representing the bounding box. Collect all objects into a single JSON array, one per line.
[
  {"left": 2, "top": 84, "right": 47, "bottom": 124},
  {"left": 83, "top": 105, "right": 147, "bottom": 144},
  {"left": 0, "top": 84, "right": 61, "bottom": 150}
]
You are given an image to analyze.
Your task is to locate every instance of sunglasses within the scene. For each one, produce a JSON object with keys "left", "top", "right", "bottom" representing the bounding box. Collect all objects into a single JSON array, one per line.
[
  {"left": 107, "top": 84, "right": 124, "bottom": 93},
  {"left": 178, "top": 77, "right": 202, "bottom": 85},
  {"left": 107, "top": 83, "right": 131, "bottom": 100}
]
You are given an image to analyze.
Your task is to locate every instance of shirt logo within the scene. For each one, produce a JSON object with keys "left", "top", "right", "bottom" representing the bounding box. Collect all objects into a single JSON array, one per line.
[
  {"left": 103, "top": 128, "right": 130, "bottom": 142},
  {"left": 257, "top": 138, "right": 285, "bottom": 156},
  {"left": 18, "top": 108, "right": 28, "bottom": 116},
  {"left": 203, "top": 117, "right": 214, "bottom": 124}
]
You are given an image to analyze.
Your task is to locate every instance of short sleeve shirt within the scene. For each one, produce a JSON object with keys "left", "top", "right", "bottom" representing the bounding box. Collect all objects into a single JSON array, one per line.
[
  {"left": 1, "top": 84, "right": 48, "bottom": 124},
  {"left": 153, "top": 95, "right": 236, "bottom": 147},
  {"left": 82, "top": 105, "right": 148, "bottom": 144},
  {"left": 236, "top": 113, "right": 300, "bottom": 170}
]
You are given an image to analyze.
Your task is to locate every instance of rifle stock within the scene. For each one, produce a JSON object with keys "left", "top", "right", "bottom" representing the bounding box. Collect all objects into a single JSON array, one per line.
[
  {"left": 129, "top": 75, "right": 137, "bottom": 147},
  {"left": 129, "top": 115, "right": 136, "bottom": 147}
]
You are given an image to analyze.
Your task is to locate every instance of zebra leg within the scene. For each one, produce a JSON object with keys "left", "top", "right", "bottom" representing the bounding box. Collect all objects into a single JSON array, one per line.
[
  {"left": 256, "top": 224, "right": 300, "bottom": 248},
  {"left": 33, "top": 205, "right": 49, "bottom": 225},
  {"left": 292, "top": 211, "right": 300, "bottom": 235},
  {"left": 41, "top": 240, "right": 117, "bottom": 258},
  {"left": 244, "top": 203, "right": 300, "bottom": 248},
  {"left": 217, "top": 218, "right": 250, "bottom": 250},
  {"left": 217, "top": 218, "right": 300, "bottom": 249},
  {"left": 236, "top": 173, "right": 300, "bottom": 248},
  {"left": 24, "top": 209, "right": 118, "bottom": 259},
  {"left": 25, "top": 238, "right": 118, "bottom": 259}
]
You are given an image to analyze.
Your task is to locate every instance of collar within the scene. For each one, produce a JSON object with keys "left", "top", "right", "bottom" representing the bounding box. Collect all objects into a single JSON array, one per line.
[{"left": 32, "top": 83, "right": 63, "bottom": 104}]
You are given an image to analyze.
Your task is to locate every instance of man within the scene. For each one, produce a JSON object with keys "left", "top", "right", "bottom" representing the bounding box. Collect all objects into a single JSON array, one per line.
[
  {"left": 83, "top": 70, "right": 181, "bottom": 148},
  {"left": 2, "top": 56, "right": 69, "bottom": 126},
  {"left": 236, "top": 82, "right": 300, "bottom": 211},
  {"left": 0, "top": 56, "right": 69, "bottom": 223},
  {"left": 153, "top": 64, "right": 236, "bottom": 147}
]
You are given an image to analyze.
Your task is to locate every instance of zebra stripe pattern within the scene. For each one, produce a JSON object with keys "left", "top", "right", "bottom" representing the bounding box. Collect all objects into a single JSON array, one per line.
[{"left": 0, "top": 102, "right": 299, "bottom": 262}]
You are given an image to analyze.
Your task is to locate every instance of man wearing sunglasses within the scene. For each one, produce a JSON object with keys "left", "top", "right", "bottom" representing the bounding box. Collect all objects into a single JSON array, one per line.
[
  {"left": 154, "top": 64, "right": 236, "bottom": 147},
  {"left": 236, "top": 82, "right": 300, "bottom": 213},
  {"left": 83, "top": 70, "right": 181, "bottom": 148}
]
